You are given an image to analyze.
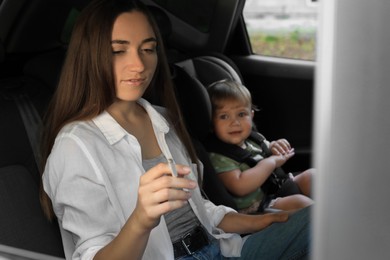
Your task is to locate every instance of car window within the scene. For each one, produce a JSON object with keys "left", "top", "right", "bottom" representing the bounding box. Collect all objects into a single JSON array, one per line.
[{"left": 243, "top": 0, "right": 318, "bottom": 60}]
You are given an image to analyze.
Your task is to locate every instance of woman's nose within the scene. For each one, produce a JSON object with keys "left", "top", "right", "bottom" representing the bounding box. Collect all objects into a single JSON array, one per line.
[{"left": 128, "top": 51, "right": 145, "bottom": 72}]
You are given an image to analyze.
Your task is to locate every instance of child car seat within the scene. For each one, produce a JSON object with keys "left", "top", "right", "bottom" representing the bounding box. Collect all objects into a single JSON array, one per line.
[{"left": 171, "top": 56, "right": 244, "bottom": 210}]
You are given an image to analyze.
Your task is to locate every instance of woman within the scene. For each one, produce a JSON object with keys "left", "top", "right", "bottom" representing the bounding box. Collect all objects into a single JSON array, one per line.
[{"left": 40, "top": 0, "right": 311, "bottom": 259}]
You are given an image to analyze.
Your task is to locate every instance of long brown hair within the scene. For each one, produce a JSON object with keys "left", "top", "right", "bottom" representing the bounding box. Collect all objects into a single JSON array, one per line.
[{"left": 40, "top": 0, "right": 198, "bottom": 220}]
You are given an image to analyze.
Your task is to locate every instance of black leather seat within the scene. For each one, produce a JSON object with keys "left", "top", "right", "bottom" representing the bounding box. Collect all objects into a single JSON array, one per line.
[{"left": 0, "top": 51, "right": 65, "bottom": 257}]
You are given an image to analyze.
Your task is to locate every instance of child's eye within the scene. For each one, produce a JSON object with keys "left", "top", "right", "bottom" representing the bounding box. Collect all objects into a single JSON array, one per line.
[
  {"left": 238, "top": 112, "right": 248, "bottom": 117},
  {"left": 219, "top": 114, "right": 228, "bottom": 120}
]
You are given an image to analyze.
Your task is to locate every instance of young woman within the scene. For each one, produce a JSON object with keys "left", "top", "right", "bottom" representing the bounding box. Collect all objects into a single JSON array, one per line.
[
  {"left": 40, "top": 0, "right": 311, "bottom": 259},
  {"left": 206, "top": 79, "right": 314, "bottom": 213}
]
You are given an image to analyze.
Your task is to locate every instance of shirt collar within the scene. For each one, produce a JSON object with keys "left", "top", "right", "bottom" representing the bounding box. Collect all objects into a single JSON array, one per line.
[{"left": 92, "top": 98, "right": 170, "bottom": 145}]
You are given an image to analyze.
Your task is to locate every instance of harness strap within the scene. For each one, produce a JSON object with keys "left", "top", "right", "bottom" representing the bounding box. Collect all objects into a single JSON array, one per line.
[
  {"left": 205, "top": 131, "right": 272, "bottom": 167},
  {"left": 205, "top": 130, "right": 289, "bottom": 195}
]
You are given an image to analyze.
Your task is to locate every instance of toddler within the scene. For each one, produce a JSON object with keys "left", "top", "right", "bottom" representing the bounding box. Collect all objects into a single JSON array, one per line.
[{"left": 206, "top": 79, "right": 314, "bottom": 213}]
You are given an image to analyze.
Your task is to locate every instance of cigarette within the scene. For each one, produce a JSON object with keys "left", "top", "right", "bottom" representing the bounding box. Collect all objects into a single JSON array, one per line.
[{"left": 168, "top": 158, "right": 178, "bottom": 177}]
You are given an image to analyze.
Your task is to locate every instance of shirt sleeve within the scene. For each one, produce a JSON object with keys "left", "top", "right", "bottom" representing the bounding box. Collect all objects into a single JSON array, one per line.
[
  {"left": 43, "top": 134, "right": 122, "bottom": 260},
  {"left": 208, "top": 152, "right": 241, "bottom": 174}
]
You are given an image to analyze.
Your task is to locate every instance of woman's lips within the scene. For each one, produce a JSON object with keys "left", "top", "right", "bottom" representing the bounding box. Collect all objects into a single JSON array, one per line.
[{"left": 122, "top": 78, "right": 145, "bottom": 87}]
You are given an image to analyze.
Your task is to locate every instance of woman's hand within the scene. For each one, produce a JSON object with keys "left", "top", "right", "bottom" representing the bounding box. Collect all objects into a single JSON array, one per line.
[
  {"left": 217, "top": 211, "right": 290, "bottom": 234},
  {"left": 95, "top": 162, "right": 197, "bottom": 260},
  {"left": 252, "top": 211, "right": 290, "bottom": 230},
  {"left": 133, "top": 163, "right": 198, "bottom": 232}
]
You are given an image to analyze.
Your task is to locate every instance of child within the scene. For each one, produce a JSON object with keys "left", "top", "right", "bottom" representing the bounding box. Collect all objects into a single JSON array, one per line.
[{"left": 206, "top": 79, "right": 314, "bottom": 214}]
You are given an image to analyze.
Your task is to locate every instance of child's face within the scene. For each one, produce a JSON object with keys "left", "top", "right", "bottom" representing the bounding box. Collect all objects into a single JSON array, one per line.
[{"left": 212, "top": 99, "right": 254, "bottom": 147}]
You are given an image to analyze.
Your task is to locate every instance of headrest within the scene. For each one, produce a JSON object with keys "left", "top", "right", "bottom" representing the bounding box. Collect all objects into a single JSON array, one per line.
[
  {"left": 173, "top": 55, "right": 244, "bottom": 141},
  {"left": 176, "top": 55, "right": 243, "bottom": 87},
  {"left": 23, "top": 49, "right": 66, "bottom": 90},
  {"left": 147, "top": 5, "right": 172, "bottom": 42}
]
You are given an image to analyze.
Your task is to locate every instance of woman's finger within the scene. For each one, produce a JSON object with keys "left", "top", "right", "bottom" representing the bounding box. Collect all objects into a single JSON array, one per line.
[
  {"left": 143, "top": 174, "right": 197, "bottom": 194},
  {"left": 144, "top": 199, "right": 189, "bottom": 219},
  {"left": 140, "top": 163, "right": 192, "bottom": 186}
]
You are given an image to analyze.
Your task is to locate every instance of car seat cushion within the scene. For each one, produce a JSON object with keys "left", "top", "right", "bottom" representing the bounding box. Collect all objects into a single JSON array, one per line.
[{"left": 0, "top": 165, "right": 64, "bottom": 257}]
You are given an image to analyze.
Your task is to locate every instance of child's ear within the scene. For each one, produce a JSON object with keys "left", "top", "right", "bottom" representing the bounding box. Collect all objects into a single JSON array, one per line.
[{"left": 251, "top": 110, "right": 255, "bottom": 119}]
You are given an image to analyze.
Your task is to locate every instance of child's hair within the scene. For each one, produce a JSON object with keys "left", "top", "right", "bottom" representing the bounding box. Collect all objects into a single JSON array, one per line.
[{"left": 207, "top": 79, "right": 257, "bottom": 112}]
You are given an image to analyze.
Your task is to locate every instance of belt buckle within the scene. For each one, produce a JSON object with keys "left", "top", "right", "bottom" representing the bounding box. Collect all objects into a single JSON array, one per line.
[{"left": 181, "top": 232, "right": 195, "bottom": 255}]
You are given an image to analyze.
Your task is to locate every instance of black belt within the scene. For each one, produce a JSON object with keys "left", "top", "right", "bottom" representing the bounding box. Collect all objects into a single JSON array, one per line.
[{"left": 173, "top": 226, "right": 210, "bottom": 258}]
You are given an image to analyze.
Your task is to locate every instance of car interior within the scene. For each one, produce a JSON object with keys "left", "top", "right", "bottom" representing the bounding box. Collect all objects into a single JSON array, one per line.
[{"left": 0, "top": 0, "right": 316, "bottom": 258}]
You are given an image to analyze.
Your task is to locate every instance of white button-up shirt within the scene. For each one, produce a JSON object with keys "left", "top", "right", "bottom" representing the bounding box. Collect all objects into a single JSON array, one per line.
[{"left": 43, "top": 98, "right": 245, "bottom": 260}]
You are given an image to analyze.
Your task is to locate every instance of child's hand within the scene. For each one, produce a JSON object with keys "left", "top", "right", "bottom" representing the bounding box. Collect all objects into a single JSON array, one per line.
[
  {"left": 272, "top": 150, "right": 295, "bottom": 168},
  {"left": 270, "top": 139, "right": 293, "bottom": 155}
]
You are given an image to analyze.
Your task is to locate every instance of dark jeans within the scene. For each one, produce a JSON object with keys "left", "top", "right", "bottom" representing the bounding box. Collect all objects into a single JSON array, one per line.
[{"left": 178, "top": 206, "right": 311, "bottom": 260}]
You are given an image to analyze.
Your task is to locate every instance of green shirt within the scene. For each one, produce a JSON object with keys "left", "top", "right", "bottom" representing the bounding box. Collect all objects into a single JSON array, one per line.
[{"left": 209, "top": 139, "right": 266, "bottom": 211}]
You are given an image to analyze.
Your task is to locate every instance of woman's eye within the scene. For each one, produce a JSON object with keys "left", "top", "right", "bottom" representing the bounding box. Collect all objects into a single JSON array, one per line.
[
  {"left": 112, "top": 50, "right": 125, "bottom": 55},
  {"left": 141, "top": 47, "right": 156, "bottom": 54}
]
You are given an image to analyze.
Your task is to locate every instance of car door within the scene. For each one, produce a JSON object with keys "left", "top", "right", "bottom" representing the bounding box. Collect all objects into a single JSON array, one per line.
[{"left": 225, "top": 0, "right": 317, "bottom": 172}]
